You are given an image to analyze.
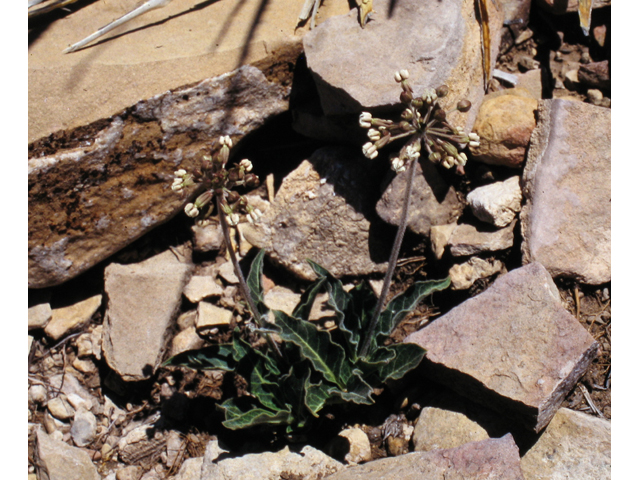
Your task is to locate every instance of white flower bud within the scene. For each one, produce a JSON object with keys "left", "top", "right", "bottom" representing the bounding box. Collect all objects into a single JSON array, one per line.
[
  {"left": 469, "top": 132, "right": 480, "bottom": 142},
  {"left": 362, "top": 142, "right": 378, "bottom": 159},
  {"left": 220, "top": 136, "right": 233, "bottom": 148},
  {"left": 174, "top": 169, "right": 187, "bottom": 177},
  {"left": 442, "top": 156, "right": 455, "bottom": 169},
  {"left": 367, "top": 129, "right": 381, "bottom": 141},
  {"left": 400, "top": 69, "right": 409, "bottom": 80},
  {"left": 469, "top": 140, "right": 481, "bottom": 148},
  {"left": 391, "top": 157, "right": 406, "bottom": 173},
  {"left": 239, "top": 159, "right": 253, "bottom": 172},
  {"left": 171, "top": 178, "right": 184, "bottom": 192},
  {"left": 359, "top": 112, "right": 373, "bottom": 128},
  {"left": 228, "top": 213, "right": 240, "bottom": 226},
  {"left": 184, "top": 203, "right": 199, "bottom": 217},
  {"left": 248, "top": 208, "right": 263, "bottom": 224}
]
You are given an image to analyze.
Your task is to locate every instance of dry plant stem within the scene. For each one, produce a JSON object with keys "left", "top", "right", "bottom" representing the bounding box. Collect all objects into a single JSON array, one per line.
[
  {"left": 216, "top": 196, "right": 282, "bottom": 359},
  {"left": 359, "top": 156, "right": 419, "bottom": 358}
]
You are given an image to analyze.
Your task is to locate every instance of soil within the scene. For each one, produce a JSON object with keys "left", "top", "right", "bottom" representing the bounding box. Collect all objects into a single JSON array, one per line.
[{"left": 28, "top": 2, "right": 611, "bottom": 477}]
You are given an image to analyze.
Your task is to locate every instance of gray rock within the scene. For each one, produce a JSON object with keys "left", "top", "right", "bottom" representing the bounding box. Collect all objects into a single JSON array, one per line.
[
  {"left": 303, "top": 0, "right": 503, "bottom": 133},
  {"left": 191, "top": 222, "right": 224, "bottom": 253},
  {"left": 103, "top": 250, "right": 192, "bottom": 381},
  {"left": 165, "top": 431, "right": 185, "bottom": 470},
  {"left": 521, "top": 408, "right": 611, "bottom": 479},
  {"left": 515, "top": 68, "right": 543, "bottom": 99},
  {"left": 29, "top": 302, "right": 51, "bottom": 330},
  {"left": 448, "top": 221, "right": 516, "bottom": 256},
  {"left": 50, "top": 373, "right": 98, "bottom": 412},
  {"left": 201, "top": 444, "right": 344, "bottom": 480},
  {"left": 29, "top": 64, "right": 291, "bottom": 288},
  {"left": 35, "top": 428, "right": 100, "bottom": 480},
  {"left": 245, "top": 147, "right": 390, "bottom": 280},
  {"left": 521, "top": 100, "right": 611, "bottom": 284},
  {"left": 325, "top": 434, "right": 524, "bottom": 480},
  {"left": 71, "top": 408, "right": 97, "bottom": 447},
  {"left": 376, "top": 159, "right": 464, "bottom": 238},
  {"left": 467, "top": 176, "right": 522, "bottom": 227},
  {"left": 449, "top": 257, "right": 505, "bottom": 290},
  {"left": 578, "top": 61, "right": 610, "bottom": 90},
  {"left": 405, "top": 263, "right": 598, "bottom": 432},
  {"left": 45, "top": 294, "right": 102, "bottom": 341},
  {"left": 183, "top": 275, "right": 224, "bottom": 303},
  {"left": 413, "top": 407, "right": 490, "bottom": 452}
]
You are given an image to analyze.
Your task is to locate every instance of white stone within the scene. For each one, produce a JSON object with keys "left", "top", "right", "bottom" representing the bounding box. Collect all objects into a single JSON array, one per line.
[
  {"left": 413, "top": 407, "right": 490, "bottom": 451},
  {"left": 35, "top": 428, "right": 100, "bottom": 480},
  {"left": 170, "top": 327, "right": 205, "bottom": 357},
  {"left": 45, "top": 294, "right": 103, "bottom": 341},
  {"left": 217, "top": 261, "right": 239, "bottom": 284},
  {"left": 29, "top": 302, "right": 52, "bottom": 330},
  {"left": 467, "top": 176, "right": 522, "bottom": 227},
  {"left": 338, "top": 427, "right": 372, "bottom": 465},
  {"left": 449, "top": 257, "right": 505, "bottom": 290},
  {"left": 430, "top": 223, "right": 457, "bottom": 259},
  {"left": 197, "top": 302, "right": 233, "bottom": 332},
  {"left": 47, "top": 396, "right": 75, "bottom": 420},
  {"left": 29, "top": 385, "right": 48, "bottom": 405},
  {"left": 183, "top": 275, "right": 224, "bottom": 303}
]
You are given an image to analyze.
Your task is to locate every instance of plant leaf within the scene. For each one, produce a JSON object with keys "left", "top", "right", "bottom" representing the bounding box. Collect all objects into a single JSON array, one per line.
[
  {"left": 303, "top": 371, "right": 333, "bottom": 417},
  {"left": 375, "top": 343, "right": 426, "bottom": 383},
  {"left": 219, "top": 399, "right": 293, "bottom": 430},
  {"left": 327, "top": 371, "right": 374, "bottom": 405},
  {"left": 292, "top": 275, "right": 327, "bottom": 320},
  {"left": 273, "top": 310, "right": 347, "bottom": 389},
  {"left": 307, "top": 260, "right": 361, "bottom": 358},
  {"left": 247, "top": 249, "right": 270, "bottom": 321},
  {"left": 162, "top": 344, "right": 235, "bottom": 371},
  {"left": 375, "top": 278, "right": 451, "bottom": 348}
]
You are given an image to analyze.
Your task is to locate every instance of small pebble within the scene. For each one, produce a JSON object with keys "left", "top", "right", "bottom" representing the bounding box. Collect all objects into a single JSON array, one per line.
[
  {"left": 587, "top": 89, "right": 604, "bottom": 104},
  {"left": 602, "top": 288, "right": 610, "bottom": 301},
  {"left": 29, "top": 385, "right": 48, "bottom": 405},
  {"left": 47, "top": 396, "right": 75, "bottom": 420}
]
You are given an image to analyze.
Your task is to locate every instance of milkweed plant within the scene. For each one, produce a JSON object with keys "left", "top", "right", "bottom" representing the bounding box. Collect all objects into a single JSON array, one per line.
[{"left": 163, "top": 70, "right": 475, "bottom": 432}]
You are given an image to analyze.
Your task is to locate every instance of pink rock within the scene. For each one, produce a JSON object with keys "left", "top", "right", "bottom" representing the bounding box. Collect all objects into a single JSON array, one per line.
[
  {"left": 405, "top": 263, "right": 598, "bottom": 432},
  {"left": 324, "top": 434, "right": 524, "bottom": 480}
]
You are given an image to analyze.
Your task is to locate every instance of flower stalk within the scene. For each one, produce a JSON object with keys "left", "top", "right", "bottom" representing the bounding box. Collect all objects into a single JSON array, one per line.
[{"left": 358, "top": 70, "right": 476, "bottom": 357}]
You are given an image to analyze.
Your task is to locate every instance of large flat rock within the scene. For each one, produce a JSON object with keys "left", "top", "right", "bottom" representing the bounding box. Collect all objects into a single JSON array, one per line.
[
  {"left": 521, "top": 99, "right": 611, "bottom": 285},
  {"left": 520, "top": 408, "right": 611, "bottom": 480},
  {"left": 28, "top": 0, "right": 349, "bottom": 142},
  {"left": 303, "top": 0, "right": 503, "bottom": 131},
  {"left": 28, "top": 62, "right": 291, "bottom": 289},
  {"left": 405, "top": 262, "right": 598, "bottom": 432},
  {"left": 324, "top": 434, "right": 524, "bottom": 480},
  {"left": 102, "top": 250, "right": 192, "bottom": 381},
  {"left": 245, "top": 147, "right": 391, "bottom": 280}
]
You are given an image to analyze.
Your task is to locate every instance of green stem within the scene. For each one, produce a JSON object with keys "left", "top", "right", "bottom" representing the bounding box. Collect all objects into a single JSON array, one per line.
[
  {"left": 216, "top": 195, "right": 282, "bottom": 359},
  {"left": 358, "top": 155, "right": 418, "bottom": 358}
]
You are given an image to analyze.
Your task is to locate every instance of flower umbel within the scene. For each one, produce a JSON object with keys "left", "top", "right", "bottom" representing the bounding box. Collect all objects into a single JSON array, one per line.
[
  {"left": 173, "top": 136, "right": 261, "bottom": 226},
  {"left": 359, "top": 70, "right": 478, "bottom": 174}
]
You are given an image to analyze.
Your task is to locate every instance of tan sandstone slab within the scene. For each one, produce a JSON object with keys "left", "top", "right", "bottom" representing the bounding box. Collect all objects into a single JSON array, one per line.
[
  {"left": 405, "top": 262, "right": 598, "bottom": 432},
  {"left": 521, "top": 99, "right": 611, "bottom": 285},
  {"left": 28, "top": 0, "right": 348, "bottom": 143},
  {"left": 103, "top": 249, "right": 192, "bottom": 381}
]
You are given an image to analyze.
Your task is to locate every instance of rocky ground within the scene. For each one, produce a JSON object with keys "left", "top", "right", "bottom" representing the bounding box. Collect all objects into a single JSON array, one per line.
[{"left": 28, "top": 1, "right": 611, "bottom": 479}]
